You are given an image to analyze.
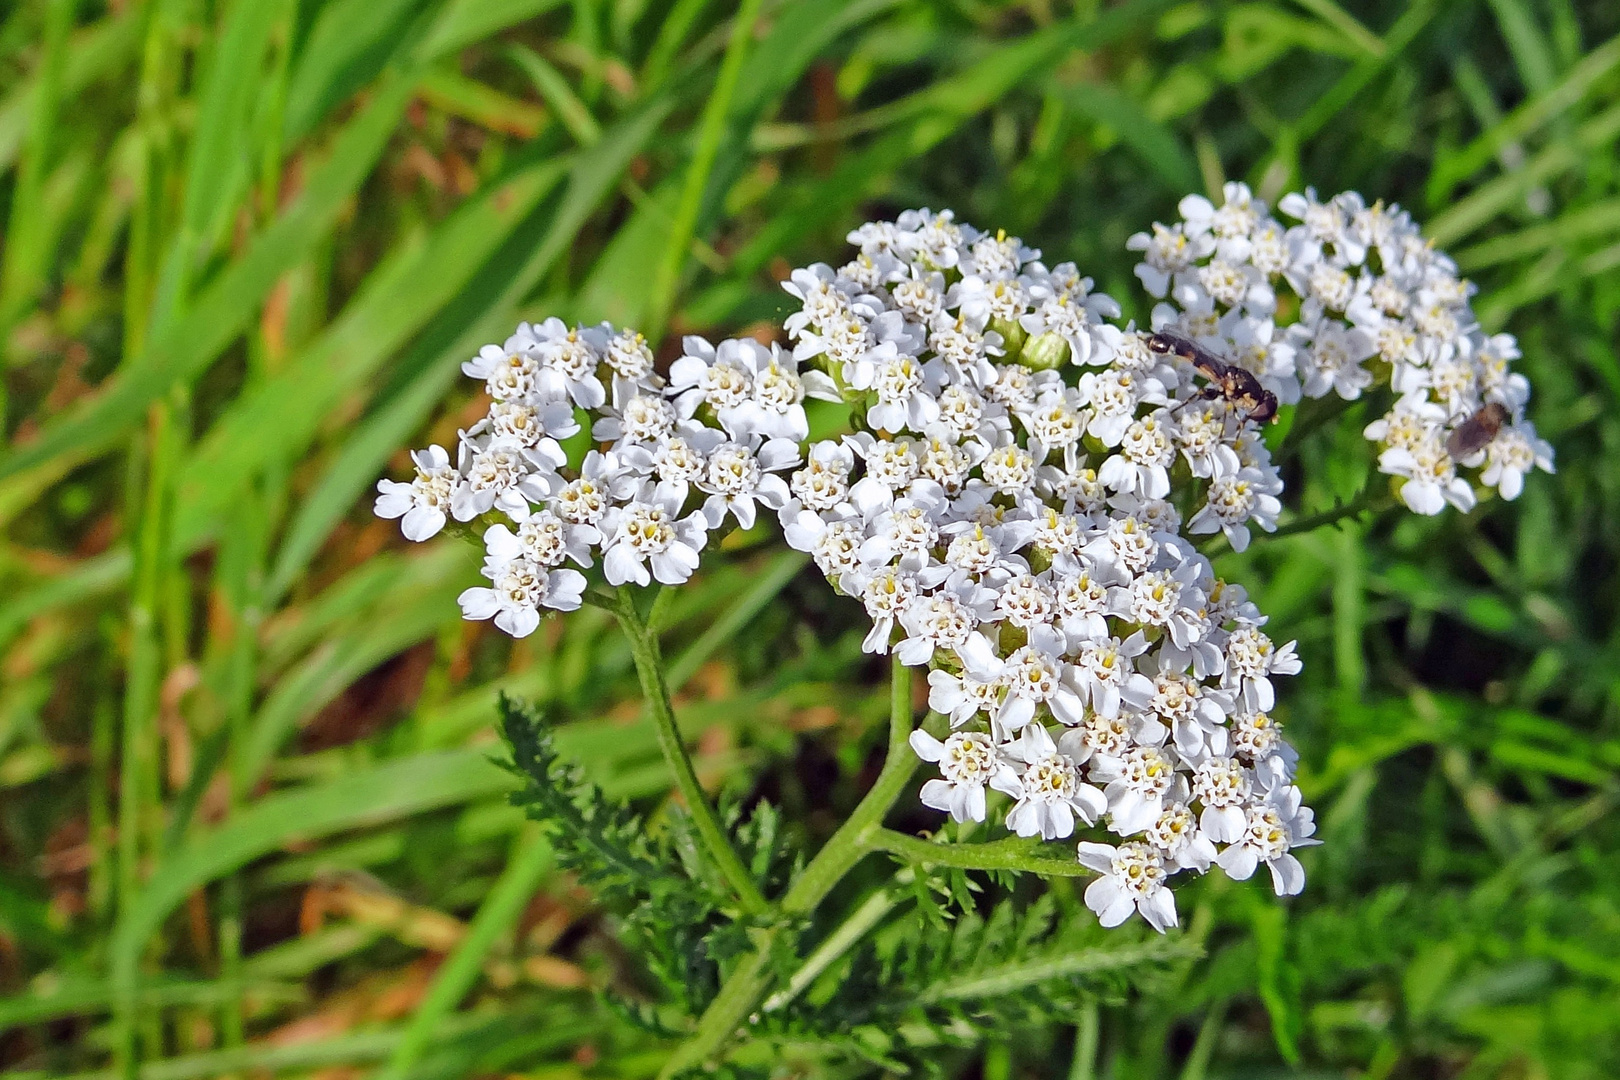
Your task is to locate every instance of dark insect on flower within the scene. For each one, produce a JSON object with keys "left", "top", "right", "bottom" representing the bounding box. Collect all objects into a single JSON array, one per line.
[
  {"left": 1444, "top": 401, "right": 1510, "bottom": 459},
  {"left": 1146, "top": 331, "right": 1280, "bottom": 424}
]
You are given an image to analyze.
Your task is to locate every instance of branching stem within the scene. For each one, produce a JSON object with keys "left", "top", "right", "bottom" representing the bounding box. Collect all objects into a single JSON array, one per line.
[
  {"left": 659, "top": 655, "right": 920, "bottom": 1077},
  {"left": 613, "top": 585, "right": 768, "bottom": 917}
]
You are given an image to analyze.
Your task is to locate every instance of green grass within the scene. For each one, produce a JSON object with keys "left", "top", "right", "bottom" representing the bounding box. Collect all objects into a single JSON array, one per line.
[{"left": 1, "top": 0, "right": 1619, "bottom": 1076}]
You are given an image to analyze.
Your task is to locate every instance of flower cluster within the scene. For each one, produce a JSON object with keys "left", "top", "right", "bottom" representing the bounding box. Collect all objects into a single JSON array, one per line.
[
  {"left": 378, "top": 195, "right": 1554, "bottom": 934},
  {"left": 1130, "top": 183, "right": 1554, "bottom": 514},
  {"left": 375, "top": 317, "right": 834, "bottom": 636},
  {"left": 777, "top": 210, "right": 1315, "bottom": 932}
]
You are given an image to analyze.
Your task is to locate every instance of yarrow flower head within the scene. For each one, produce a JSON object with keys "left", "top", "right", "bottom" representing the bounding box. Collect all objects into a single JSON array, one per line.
[{"left": 380, "top": 199, "right": 1547, "bottom": 934}]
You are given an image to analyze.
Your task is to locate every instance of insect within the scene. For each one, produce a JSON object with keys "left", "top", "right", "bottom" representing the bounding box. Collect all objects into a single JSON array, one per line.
[
  {"left": 1444, "top": 401, "right": 1509, "bottom": 459},
  {"left": 1145, "top": 331, "right": 1279, "bottom": 424}
]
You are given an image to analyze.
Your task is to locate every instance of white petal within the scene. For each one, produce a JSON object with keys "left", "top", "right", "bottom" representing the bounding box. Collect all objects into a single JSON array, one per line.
[{"left": 457, "top": 587, "right": 500, "bottom": 621}]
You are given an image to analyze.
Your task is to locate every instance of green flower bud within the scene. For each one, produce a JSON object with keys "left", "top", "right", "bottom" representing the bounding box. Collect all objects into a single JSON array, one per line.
[{"left": 1020, "top": 331, "right": 1070, "bottom": 371}]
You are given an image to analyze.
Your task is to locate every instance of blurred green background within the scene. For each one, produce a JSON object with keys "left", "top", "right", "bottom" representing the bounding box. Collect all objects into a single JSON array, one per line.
[{"left": 1, "top": 0, "right": 1618, "bottom": 1077}]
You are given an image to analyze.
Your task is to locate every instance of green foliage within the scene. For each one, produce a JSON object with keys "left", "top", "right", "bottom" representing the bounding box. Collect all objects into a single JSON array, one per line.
[
  {"left": 500, "top": 693, "right": 744, "bottom": 1018},
  {"left": 768, "top": 889, "right": 1198, "bottom": 1073}
]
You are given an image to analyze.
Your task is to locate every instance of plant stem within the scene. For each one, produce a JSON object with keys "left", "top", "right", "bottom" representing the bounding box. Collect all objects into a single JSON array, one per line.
[
  {"left": 869, "top": 829, "right": 1092, "bottom": 876},
  {"left": 762, "top": 875, "right": 906, "bottom": 1013},
  {"left": 1198, "top": 485, "right": 1394, "bottom": 556},
  {"left": 659, "top": 656, "right": 919, "bottom": 1078},
  {"left": 1266, "top": 487, "right": 1394, "bottom": 541},
  {"left": 1069, "top": 1002, "right": 1101, "bottom": 1080},
  {"left": 613, "top": 585, "right": 768, "bottom": 917},
  {"left": 1272, "top": 390, "right": 1356, "bottom": 465},
  {"left": 780, "top": 659, "right": 918, "bottom": 914}
]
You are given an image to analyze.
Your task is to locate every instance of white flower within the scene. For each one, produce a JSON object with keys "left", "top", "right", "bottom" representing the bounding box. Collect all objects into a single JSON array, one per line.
[
  {"left": 384, "top": 202, "right": 1559, "bottom": 921},
  {"left": 1479, "top": 422, "right": 1554, "bottom": 499},
  {"left": 1231, "top": 710, "right": 1298, "bottom": 788},
  {"left": 698, "top": 438, "right": 797, "bottom": 530},
  {"left": 463, "top": 338, "right": 542, "bottom": 402},
  {"left": 857, "top": 566, "right": 919, "bottom": 654},
  {"left": 784, "top": 511, "right": 863, "bottom": 581},
  {"left": 1215, "top": 785, "right": 1319, "bottom": 895},
  {"left": 910, "top": 729, "right": 1020, "bottom": 823},
  {"left": 1380, "top": 434, "right": 1476, "bottom": 515},
  {"left": 1002, "top": 724, "right": 1106, "bottom": 839},
  {"left": 599, "top": 495, "right": 708, "bottom": 587},
  {"left": 1098, "top": 415, "right": 1176, "bottom": 499},
  {"left": 458, "top": 557, "right": 586, "bottom": 638},
  {"left": 1140, "top": 658, "right": 1229, "bottom": 759},
  {"left": 483, "top": 513, "right": 598, "bottom": 569},
  {"left": 1071, "top": 633, "right": 1155, "bottom": 719},
  {"left": 1145, "top": 802, "right": 1217, "bottom": 873},
  {"left": 846, "top": 434, "right": 941, "bottom": 516},
  {"left": 451, "top": 437, "right": 557, "bottom": 522},
  {"left": 375, "top": 445, "right": 455, "bottom": 541},
  {"left": 961, "top": 637, "right": 1085, "bottom": 733},
  {"left": 603, "top": 328, "right": 660, "bottom": 404},
  {"left": 1091, "top": 744, "right": 1180, "bottom": 836},
  {"left": 592, "top": 392, "right": 677, "bottom": 446},
  {"left": 978, "top": 443, "right": 1038, "bottom": 498},
  {"left": 895, "top": 588, "right": 979, "bottom": 666},
  {"left": 1127, "top": 222, "right": 1211, "bottom": 298},
  {"left": 860, "top": 502, "right": 942, "bottom": 572},
  {"left": 854, "top": 352, "right": 942, "bottom": 435},
  {"left": 1186, "top": 467, "right": 1283, "bottom": 552},
  {"left": 1222, "top": 626, "right": 1301, "bottom": 712},
  {"left": 1189, "top": 756, "right": 1252, "bottom": 843},
  {"left": 473, "top": 398, "right": 578, "bottom": 450},
  {"left": 1107, "top": 562, "right": 1208, "bottom": 649},
  {"left": 529, "top": 318, "right": 608, "bottom": 408},
  {"left": 1077, "top": 840, "right": 1178, "bottom": 931},
  {"left": 1294, "top": 320, "right": 1376, "bottom": 400},
  {"left": 927, "top": 665, "right": 1003, "bottom": 727}
]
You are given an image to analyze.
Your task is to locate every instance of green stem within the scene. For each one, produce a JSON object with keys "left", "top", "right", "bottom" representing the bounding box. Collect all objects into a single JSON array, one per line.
[
  {"left": 779, "top": 661, "right": 918, "bottom": 914},
  {"left": 1266, "top": 487, "right": 1393, "bottom": 541},
  {"left": 613, "top": 585, "right": 767, "bottom": 917},
  {"left": 1272, "top": 392, "right": 1356, "bottom": 465},
  {"left": 869, "top": 829, "right": 1092, "bottom": 876},
  {"left": 1197, "top": 484, "right": 1394, "bottom": 556},
  {"left": 1069, "top": 1002, "right": 1101, "bottom": 1080},
  {"left": 659, "top": 657, "right": 919, "bottom": 1078},
  {"left": 644, "top": 0, "right": 764, "bottom": 340},
  {"left": 762, "top": 874, "right": 907, "bottom": 1013}
]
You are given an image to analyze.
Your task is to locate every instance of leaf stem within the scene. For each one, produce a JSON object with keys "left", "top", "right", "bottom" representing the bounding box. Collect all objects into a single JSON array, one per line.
[
  {"left": 781, "top": 658, "right": 919, "bottom": 914},
  {"left": 1266, "top": 486, "right": 1394, "bottom": 541},
  {"left": 869, "top": 829, "right": 1092, "bottom": 876},
  {"left": 1199, "top": 484, "right": 1394, "bottom": 556},
  {"left": 612, "top": 585, "right": 768, "bottom": 917},
  {"left": 659, "top": 655, "right": 920, "bottom": 1077}
]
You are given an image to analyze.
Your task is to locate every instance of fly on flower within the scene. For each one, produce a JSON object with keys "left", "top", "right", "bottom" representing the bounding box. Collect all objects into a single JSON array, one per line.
[
  {"left": 1444, "top": 400, "right": 1509, "bottom": 459},
  {"left": 1146, "top": 330, "right": 1279, "bottom": 424}
]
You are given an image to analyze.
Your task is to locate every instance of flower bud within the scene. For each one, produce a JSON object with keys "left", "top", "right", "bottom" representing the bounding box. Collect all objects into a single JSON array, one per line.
[{"left": 1020, "top": 331, "right": 1070, "bottom": 371}]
